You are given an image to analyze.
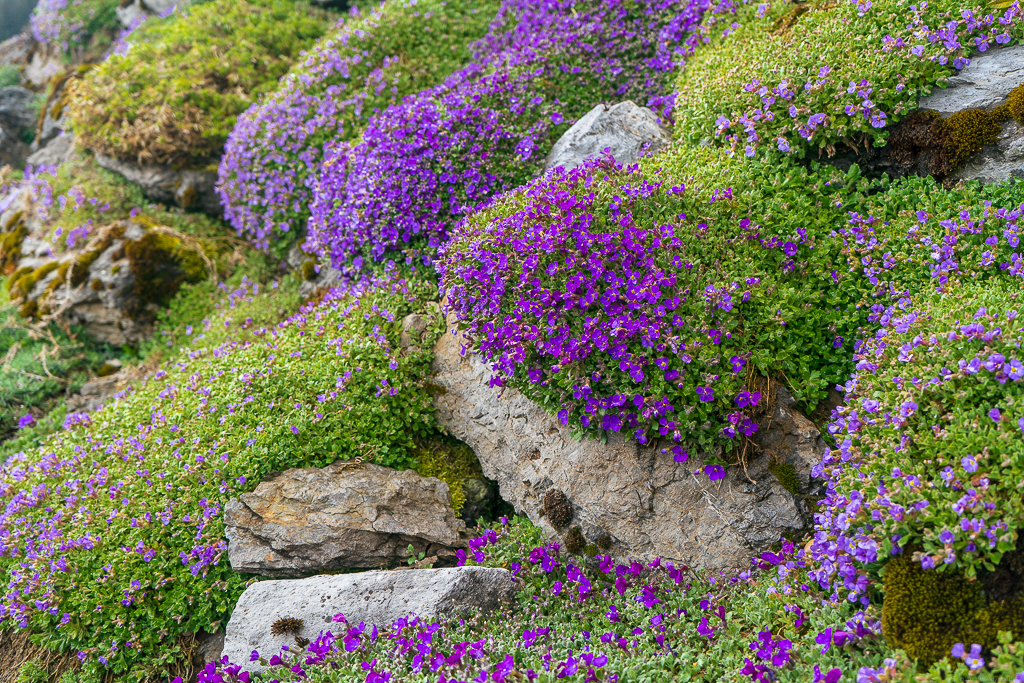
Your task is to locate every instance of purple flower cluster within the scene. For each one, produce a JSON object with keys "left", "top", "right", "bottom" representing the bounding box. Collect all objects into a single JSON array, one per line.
[
  {"left": 809, "top": 188, "right": 1024, "bottom": 599},
  {"left": 675, "top": 0, "right": 1024, "bottom": 158},
  {"left": 439, "top": 150, "right": 859, "bottom": 464},
  {"left": 305, "top": 0, "right": 706, "bottom": 268},
  {"left": 217, "top": 0, "right": 499, "bottom": 249}
]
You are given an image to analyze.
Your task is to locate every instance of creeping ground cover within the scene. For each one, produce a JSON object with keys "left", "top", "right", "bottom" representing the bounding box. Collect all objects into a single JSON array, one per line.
[
  {"left": 65, "top": 0, "right": 337, "bottom": 167},
  {"left": 439, "top": 146, "right": 869, "bottom": 469},
  {"left": 217, "top": 0, "right": 502, "bottom": 251},
  {"left": 0, "top": 269, "right": 449, "bottom": 680},
  {"left": 30, "top": 0, "right": 121, "bottom": 58},
  {"left": 674, "top": 0, "right": 1024, "bottom": 160},
  {"left": 304, "top": 0, "right": 708, "bottom": 271}
]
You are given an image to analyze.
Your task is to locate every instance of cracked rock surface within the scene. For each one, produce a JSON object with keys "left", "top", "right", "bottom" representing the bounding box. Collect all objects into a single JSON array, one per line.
[
  {"left": 222, "top": 567, "right": 516, "bottom": 674},
  {"left": 431, "top": 315, "right": 819, "bottom": 571},
  {"left": 225, "top": 462, "right": 466, "bottom": 577}
]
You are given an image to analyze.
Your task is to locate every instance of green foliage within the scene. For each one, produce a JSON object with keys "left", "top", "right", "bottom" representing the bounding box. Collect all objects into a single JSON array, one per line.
[
  {"left": 882, "top": 553, "right": 1024, "bottom": 669},
  {"left": 0, "top": 269, "right": 447, "bottom": 679},
  {"left": 412, "top": 437, "right": 483, "bottom": 515},
  {"left": 925, "top": 631, "right": 1024, "bottom": 681},
  {"left": 65, "top": 0, "right": 336, "bottom": 167},
  {"left": 674, "top": 0, "right": 1024, "bottom": 159},
  {"left": 0, "top": 287, "right": 122, "bottom": 440},
  {"left": 16, "top": 659, "right": 49, "bottom": 683},
  {"left": 445, "top": 147, "right": 870, "bottom": 456}
]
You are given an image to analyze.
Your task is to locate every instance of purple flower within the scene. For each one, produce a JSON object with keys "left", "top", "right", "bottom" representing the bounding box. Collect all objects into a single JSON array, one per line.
[
  {"left": 989, "top": 408, "right": 1002, "bottom": 423},
  {"left": 696, "top": 386, "right": 715, "bottom": 402},
  {"left": 704, "top": 464, "right": 726, "bottom": 481},
  {"left": 17, "top": 414, "right": 35, "bottom": 429}
]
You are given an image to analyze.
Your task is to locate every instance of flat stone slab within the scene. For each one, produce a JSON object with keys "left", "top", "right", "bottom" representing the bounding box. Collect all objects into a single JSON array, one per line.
[
  {"left": 225, "top": 462, "right": 466, "bottom": 576},
  {"left": 222, "top": 567, "right": 516, "bottom": 673}
]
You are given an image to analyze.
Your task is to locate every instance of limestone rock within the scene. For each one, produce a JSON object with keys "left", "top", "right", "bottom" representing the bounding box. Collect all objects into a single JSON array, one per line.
[
  {"left": 224, "top": 462, "right": 467, "bottom": 577},
  {"left": 95, "top": 154, "right": 222, "bottom": 215},
  {"left": 0, "top": 33, "right": 33, "bottom": 68},
  {"left": 545, "top": 101, "right": 672, "bottom": 172},
  {"left": 26, "top": 132, "right": 74, "bottom": 168},
  {"left": 22, "top": 44, "right": 61, "bottom": 88},
  {"left": 917, "top": 45, "right": 1024, "bottom": 184},
  {"left": 431, "top": 316, "right": 815, "bottom": 571},
  {"left": 222, "top": 567, "right": 516, "bottom": 673},
  {"left": 116, "top": 0, "right": 150, "bottom": 28},
  {"left": 919, "top": 45, "right": 1024, "bottom": 116},
  {"left": 66, "top": 373, "right": 123, "bottom": 414}
]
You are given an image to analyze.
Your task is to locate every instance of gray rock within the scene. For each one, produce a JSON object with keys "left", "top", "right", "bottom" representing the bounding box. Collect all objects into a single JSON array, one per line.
[
  {"left": 460, "top": 476, "right": 497, "bottom": 527},
  {"left": 225, "top": 462, "right": 467, "bottom": 577},
  {"left": 0, "top": 86, "right": 34, "bottom": 165},
  {"left": 22, "top": 45, "right": 61, "bottom": 88},
  {"left": 142, "top": 0, "right": 184, "bottom": 14},
  {"left": 916, "top": 45, "right": 1024, "bottom": 184},
  {"left": 431, "top": 314, "right": 815, "bottom": 571},
  {"left": 222, "top": 567, "right": 516, "bottom": 673},
  {"left": 0, "top": 33, "right": 33, "bottom": 68},
  {"left": 66, "top": 373, "right": 123, "bottom": 414},
  {"left": 919, "top": 44, "right": 1024, "bottom": 116},
  {"left": 26, "top": 132, "right": 74, "bottom": 168},
  {"left": 400, "top": 312, "right": 432, "bottom": 349},
  {"left": 95, "top": 154, "right": 222, "bottom": 215},
  {"left": 116, "top": 0, "right": 150, "bottom": 28},
  {"left": 952, "top": 119, "right": 1024, "bottom": 185},
  {"left": 545, "top": 101, "right": 672, "bottom": 172}
]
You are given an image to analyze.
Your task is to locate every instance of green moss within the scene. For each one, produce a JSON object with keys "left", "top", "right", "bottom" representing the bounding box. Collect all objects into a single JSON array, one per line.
[
  {"left": 1007, "top": 83, "right": 1024, "bottom": 123},
  {"left": 943, "top": 107, "right": 1007, "bottom": 169},
  {"left": 768, "top": 461, "right": 801, "bottom": 495},
  {"left": 9, "top": 261, "right": 60, "bottom": 302},
  {"left": 301, "top": 260, "right": 318, "bottom": 282},
  {"left": 124, "top": 232, "right": 208, "bottom": 308},
  {"left": 66, "top": 0, "right": 337, "bottom": 167},
  {"left": 882, "top": 553, "right": 1024, "bottom": 669},
  {"left": 413, "top": 437, "right": 484, "bottom": 514},
  {"left": 0, "top": 213, "right": 28, "bottom": 272}
]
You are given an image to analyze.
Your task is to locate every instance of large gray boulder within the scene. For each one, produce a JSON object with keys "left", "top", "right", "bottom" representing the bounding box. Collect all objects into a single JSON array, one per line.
[
  {"left": 545, "top": 101, "right": 672, "bottom": 172},
  {"left": 222, "top": 567, "right": 516, "bottom": 673},
  {"left": 225, "top": 462, "right": 467, "bottom": 577},
  {"left": 431, "top": 316, "right": 818, "bottom": 572},
  {"left": 917, "top": 45, "right": 1024, "bottom": 184},
  {"left": 95, "top": 154, "right": 222, "bottom": 215}
]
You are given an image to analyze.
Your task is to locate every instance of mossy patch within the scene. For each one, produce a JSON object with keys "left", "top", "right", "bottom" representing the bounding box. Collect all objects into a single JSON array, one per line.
[
  {"left": 768, "top": 461, "right": 801, "bottom": 495},
  {"left": 65, "top": 0, "right": 337, "bottom": 167},
  {"left": 124, "top": 231, "right": 208, "bottom": 308},
  {"left": 882, "top": 552, "right": 1024, "bottom": 669},
  {"left": 411, "top": 437, "right": 483, "bottom": 515},
  {"left": 944, "top": 106, "right": 1007, "bottom": 169}
]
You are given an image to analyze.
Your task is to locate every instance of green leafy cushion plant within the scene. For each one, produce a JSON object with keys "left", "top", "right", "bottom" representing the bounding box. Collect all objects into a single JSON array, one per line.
[
  {"left": 674, "top": 0, "right": 1024, "bottom": 160},
  {"left": 440, "top": 147, "right": 870, "bottom": 464},
  {"left": 65, "top": 0, "right": 336, "bottom": 167},
  {"left": 0, "top": 269, "right": 445, "bottom": 679}
]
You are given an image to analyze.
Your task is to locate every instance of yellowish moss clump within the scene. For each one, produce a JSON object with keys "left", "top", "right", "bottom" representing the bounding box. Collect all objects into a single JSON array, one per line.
[
  {"left": 124, "top": 231, "right": 209, "bottom": 307},
  {"left": 883, "top": 553, "right": 1024, "bottom": 669},
  {"left": 943, "top": 107, "right": 1008, "bottom": 169},
  {"left": 412, "top": 438, "right": 484, "bottom": 515},
  {"left": 1006, "top": 83, "right": 1024, "bottom": 123}
]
